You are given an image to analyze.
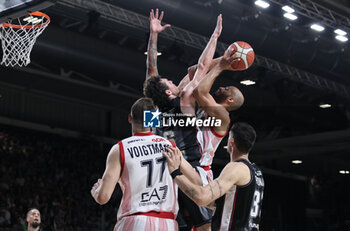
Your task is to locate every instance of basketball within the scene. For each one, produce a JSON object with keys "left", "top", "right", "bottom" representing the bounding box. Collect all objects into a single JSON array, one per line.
[{"left": 228, "top": 41, "right": 255, "bottom": 71}]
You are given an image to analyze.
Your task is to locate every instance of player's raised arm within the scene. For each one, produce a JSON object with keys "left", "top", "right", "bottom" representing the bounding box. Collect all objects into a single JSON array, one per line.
[
  {"left": 177, "top": 57, "right": 223, "bottom": 93},
  {"left": 163, "top": 146, "right": 250, "bottom": 206},
  {"left": 91, "top": 144, "right": 122, "bottom": 205},
  {"left": 180, "top": 14, "right": 222, "bottom": 115},
  {"left": 146, "top": 9, "right": 171, "bottom": 79},
  {"left": 192, "top": 47, "right": 240, "bottom": 133}
]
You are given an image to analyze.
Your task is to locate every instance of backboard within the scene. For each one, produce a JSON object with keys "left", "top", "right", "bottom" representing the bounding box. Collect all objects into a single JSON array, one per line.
[{"left": 0, "top": 0, "right": 56, "bottom": 23}]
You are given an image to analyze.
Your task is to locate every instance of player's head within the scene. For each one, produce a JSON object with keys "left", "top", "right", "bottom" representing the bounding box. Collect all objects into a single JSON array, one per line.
[
  {"left": 143, "top": 76, "right": 180, "bottom": 108},
  {"left": 227, "top": 122, "right": 256, "bottom": 156},
  {"left": 129, "top": 97, "right": 156, "bottom": 126},
  {"left": 26, "top": 208, "right": 41, "bottom": 229},
  {"left": 213, "top": 86, "right": 244, "bottom": 111}
]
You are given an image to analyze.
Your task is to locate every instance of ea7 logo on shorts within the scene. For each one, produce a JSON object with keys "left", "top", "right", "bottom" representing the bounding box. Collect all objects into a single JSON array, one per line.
[{"left": 143, "top": 109, "right": 161, "bottom": 128}]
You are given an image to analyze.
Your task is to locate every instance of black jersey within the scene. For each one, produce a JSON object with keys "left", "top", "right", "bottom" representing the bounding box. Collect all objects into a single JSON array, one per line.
[
  {"left": 212, "top": 159, "right": 264, "bottom": 231},
  {"left": 157, "top": 97, "right": 202, "bottom": 165}
]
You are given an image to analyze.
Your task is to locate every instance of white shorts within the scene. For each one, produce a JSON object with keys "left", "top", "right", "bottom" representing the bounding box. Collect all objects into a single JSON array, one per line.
[
  {"left": 196, "top": 166, "right": 213, "bottom": 186},
  {"left": 114, "top": 215, "right": 178, "bottom": 231}
]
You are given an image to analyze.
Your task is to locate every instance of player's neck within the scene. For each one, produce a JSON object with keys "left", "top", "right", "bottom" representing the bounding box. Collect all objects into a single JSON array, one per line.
[
  {"left": 219, "top": 102, "right": 230, "bottom": 112},
  {"left": 230, "top": 152, "right": 249, "bottom": 162},
  {"left": 132, "top": 124, "right": 151, "bottom": 135},
  {"left": 28, "top": 226, "right": 40, "bottom": 231}
]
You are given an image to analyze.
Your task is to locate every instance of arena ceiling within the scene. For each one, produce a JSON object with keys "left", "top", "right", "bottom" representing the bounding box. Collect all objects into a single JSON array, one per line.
[{"left": 0, "top": 0, "right": 349, "bottom": 179}]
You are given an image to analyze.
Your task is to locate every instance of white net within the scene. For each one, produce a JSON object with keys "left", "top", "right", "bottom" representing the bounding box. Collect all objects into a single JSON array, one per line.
[{"left": 0, "top": 13, "right": 50, "bottom": 67}]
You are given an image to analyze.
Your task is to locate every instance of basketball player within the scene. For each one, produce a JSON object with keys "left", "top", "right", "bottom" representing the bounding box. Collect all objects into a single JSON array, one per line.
[
  {"left": 144, "top": 10, "right": 225, "bottom": 230},
  {"left": 163, "top": 122, "right": 265, "bottom": 231},
  {"left": 144, "top": 9, "right": 243, "bottom": 230},
  {"left": 25, "top": 208, "right": 41, "bottom": 231},
  {"left": 90, "top": 97, "right": 198, "bottom": 230},
  {"left": 193, "top": 44, "right": 244, "bottom": 188}
]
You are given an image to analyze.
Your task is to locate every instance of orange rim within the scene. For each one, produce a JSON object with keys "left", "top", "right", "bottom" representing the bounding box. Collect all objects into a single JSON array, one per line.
[{"left": 1, "top": 11, "right": 50, "bottom": 29}]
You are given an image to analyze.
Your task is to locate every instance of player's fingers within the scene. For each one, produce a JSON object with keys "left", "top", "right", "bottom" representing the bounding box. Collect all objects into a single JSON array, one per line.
[
  {"left": 162, "top": 151, "right": 168, "bottom": 158},
  {"left": 227, "top": 55, "right": 239, "bottom": 63},
  {"left": 163, "top": 24, "right": 171, "bottom": 29},
  {"left": 218, "top": 14, "right": 222, "bottom": 24},
  {"left": 162, "top": 151, "right": 173, "bottom": 162},
  {"left": 174, "top": 147, "right": 182, "bottom": 156},
  {"left": 155, "top": 8, "right": 159, "bottom": 19},
  {"left": 166, "top": 146, "right": 175, "bottom": 155},
  {"left": 150, "top": 9, "right": 154, "bottom": 19},
  {"left": 159, "top": 11, "right": 164, "bottom": 21}
]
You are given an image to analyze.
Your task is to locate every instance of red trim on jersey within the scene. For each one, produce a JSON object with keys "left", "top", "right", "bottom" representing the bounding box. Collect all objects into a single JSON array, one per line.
[
  {"left": 195, "top": 129, "right": 203, "bottom": 157},
  {"left": 200, "top": 166, "right": 211, "bottom": 171},
  {"left": 168, "top": 139, "right": 176, "bottom": 148},
  {"left": 134, "top": 211, "right": 175, "bottom": 219},
  {"left": 118, "top": 141, "right": 125, "bottom": 173},
  {"left": 133, "top": 132, "right": 154, "bottom": 136},
  {"left": 210, "top": 126, "right": 229, "bottom": 138},
  {"left": 229, "top": 189, "right": 238, "bottom": 230}
]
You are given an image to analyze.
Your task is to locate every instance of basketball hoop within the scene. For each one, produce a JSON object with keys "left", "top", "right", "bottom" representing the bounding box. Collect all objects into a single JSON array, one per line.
[{"left": 0, "top": 11, "right": 50, "bottom": 67}]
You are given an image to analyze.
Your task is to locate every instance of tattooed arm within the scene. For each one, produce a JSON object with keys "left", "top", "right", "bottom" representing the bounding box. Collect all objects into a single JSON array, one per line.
[
  {"left": 146, "top": 9, "right": 171, "bottom": 79},
  {"left": 163, "top": 147, "right": 251, "bottom": 206}
]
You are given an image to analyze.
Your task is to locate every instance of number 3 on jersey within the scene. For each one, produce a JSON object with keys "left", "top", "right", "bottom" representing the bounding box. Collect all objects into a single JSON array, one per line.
[
  {"left": 141, "top": 157, "right": 167, "bottom": 187},
  {"left": 250, "top": 190, "right": 263, "bottom": 217}
]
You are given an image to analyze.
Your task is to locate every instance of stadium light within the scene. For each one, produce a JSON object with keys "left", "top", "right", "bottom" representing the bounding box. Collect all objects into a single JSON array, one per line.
[
  {"left": 240, "top": 80, "right": 256, "bottom": 86},
  {"left": 254, "top": 0, "right": 270, "bottom": 9},
  {"left": 334, "top": 29, "right": 347, "bottom": 36},
  {"left": 292, "top": 160, "right": 303, "bottom": 164},
  {"left": 319, "top": 104, "right": 331, "bottom": 108},
  {"left": 310, "top": 24, "right": 325, "bottom": 32},
  {"left": 335, "top": 35, "right": 348, "bottom": 42},
  {"left": 339, "top": 170, "right": 349, "bottom": 174},
  {"left": 282, "top": 5, "right": 295, "bottom": 13},
  {"left": 283, "top": 13, "right": 298, "bottom": 21}
]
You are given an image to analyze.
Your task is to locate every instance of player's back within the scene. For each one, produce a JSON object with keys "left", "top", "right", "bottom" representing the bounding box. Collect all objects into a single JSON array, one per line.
[
  {"left": 117, "top": 132, "right": 178, "bottom": 221},
  {"left": 158, "top": 97, "right": 202, "bottom": 165},
  {"left": 212, "top": 159, "right": 264, "bottom": 231}
]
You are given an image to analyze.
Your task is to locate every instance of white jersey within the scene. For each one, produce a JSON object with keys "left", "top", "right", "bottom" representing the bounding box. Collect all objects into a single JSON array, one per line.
[
  {"left": 196, "top": 109, "right": 230, "bottom": 167},
  {"left": 117, "top": 132, "right": 178, "bottom": 222}
]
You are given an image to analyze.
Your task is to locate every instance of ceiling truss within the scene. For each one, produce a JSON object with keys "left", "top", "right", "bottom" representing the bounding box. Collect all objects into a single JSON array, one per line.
[{"left": 54, "top": 0, "right": 350, "bottom": 99}]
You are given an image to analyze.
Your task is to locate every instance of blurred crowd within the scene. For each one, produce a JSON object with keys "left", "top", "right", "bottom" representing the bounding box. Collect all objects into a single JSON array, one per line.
[
  {"left": 1, "top": 125, "right": 349, "bottom": 231},
  {"left": 0, "top": 127, "right": 121, "bottom": 231}
]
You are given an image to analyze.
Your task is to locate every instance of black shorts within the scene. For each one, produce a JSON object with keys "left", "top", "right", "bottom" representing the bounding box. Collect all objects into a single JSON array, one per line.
[{"left": 176, "top": 186, "right": 213, "bottom": 230}]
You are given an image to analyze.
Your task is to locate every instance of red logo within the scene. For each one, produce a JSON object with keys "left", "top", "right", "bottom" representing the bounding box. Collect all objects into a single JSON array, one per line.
[{"left": 152, "top": 138, "right": 165, "bottom": 142}]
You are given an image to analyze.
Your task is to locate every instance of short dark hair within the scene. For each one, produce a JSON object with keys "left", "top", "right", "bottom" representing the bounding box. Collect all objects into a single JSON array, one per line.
[
  {"left": 230, "top": 122, "right": 256, "bottom": 153},
  {"left": 26, "top": 208, "right": 40, "bottom": 218},
  {"left": 143, "top": 76, "right": 170, "bottom": 108},
  {"left": 131, "top": 97, "right": 156, "bottom": 123}
]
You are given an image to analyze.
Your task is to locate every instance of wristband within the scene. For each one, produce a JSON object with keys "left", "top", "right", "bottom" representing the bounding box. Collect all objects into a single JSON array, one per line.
[{"left": 171, "top": 168, "right": 183, "bottom": 179}]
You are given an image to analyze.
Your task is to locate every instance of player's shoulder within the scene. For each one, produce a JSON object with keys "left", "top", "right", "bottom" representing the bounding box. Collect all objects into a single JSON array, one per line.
[{"left": 225, "top": 161, "right": 251, "bottom": 176}]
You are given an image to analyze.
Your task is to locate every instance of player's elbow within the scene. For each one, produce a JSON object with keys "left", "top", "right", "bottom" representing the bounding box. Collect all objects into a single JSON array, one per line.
[
  {"left": 195, "top": 192, "right": 210, "bottom": 207},
  {"left": 193, "top": 86, "right": 207, "bottom": 101},
  {"left": 96, "top": 193, "right": 110, "bottom": 205}
]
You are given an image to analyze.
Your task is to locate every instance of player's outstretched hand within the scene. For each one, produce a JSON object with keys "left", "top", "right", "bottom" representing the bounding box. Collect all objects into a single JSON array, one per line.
[
  {"left": 219, "top": 46, "right": 241, "bottom": 71},
  {"left": 150, "top": 8, "right": 171, "bottom": 33},
  {"left": 212, "top": 14, "right": 222, "bottom": 39},
  {"left": 162, "top": 146, "right": 182, "bottom": 173}
]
